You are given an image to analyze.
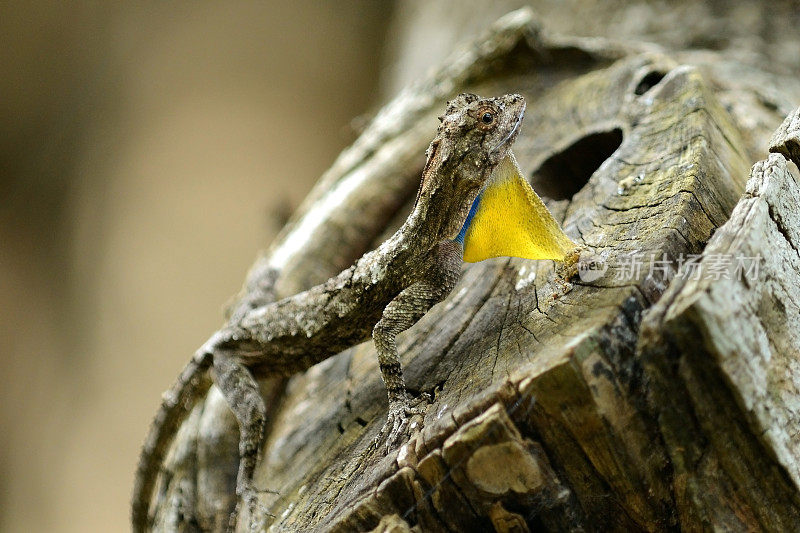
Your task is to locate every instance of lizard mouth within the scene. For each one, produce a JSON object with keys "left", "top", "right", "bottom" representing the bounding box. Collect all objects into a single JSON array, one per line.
[{"left": 490, "top": 104, "right": 525, "bottom": 153}]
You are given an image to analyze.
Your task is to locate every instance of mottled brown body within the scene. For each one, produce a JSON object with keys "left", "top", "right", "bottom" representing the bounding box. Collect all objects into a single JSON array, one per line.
[{"left": 133, "top": 93, "right": 526, "bottom": 532}]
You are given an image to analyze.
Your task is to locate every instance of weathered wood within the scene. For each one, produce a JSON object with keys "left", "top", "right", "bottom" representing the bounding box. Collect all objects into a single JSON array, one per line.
[
  {"left": 638, "top": 149, "right": 800, "bottom": 530},
  {"left": 148, "top": 8, "right": 800, "bottom": 532},
  {"left": 770, "top": 107, "right": 800, "bottom": 164},
  {"left": 243, "top": 16, "right": 747, "bottom": 533}
]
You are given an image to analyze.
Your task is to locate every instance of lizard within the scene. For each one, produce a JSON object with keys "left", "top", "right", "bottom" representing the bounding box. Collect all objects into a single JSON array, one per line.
[{"left": 132, "top": 92, "right": 578, "bottom": 532}]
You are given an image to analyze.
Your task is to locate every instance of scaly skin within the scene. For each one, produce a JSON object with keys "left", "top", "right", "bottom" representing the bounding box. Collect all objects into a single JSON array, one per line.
[{"left": 133, "top": 93, "right": 527, "bottom": 532}]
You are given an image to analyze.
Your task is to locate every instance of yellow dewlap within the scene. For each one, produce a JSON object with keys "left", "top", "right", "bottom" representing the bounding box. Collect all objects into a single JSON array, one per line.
[{"left": 462, "top": 153, "right": 576, "bottom": 263}]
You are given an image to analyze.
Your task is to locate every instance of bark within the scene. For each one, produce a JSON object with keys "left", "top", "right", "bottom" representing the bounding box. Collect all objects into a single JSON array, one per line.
[{"left": 149, "top": 8, "right": 800, "bottom": 532}]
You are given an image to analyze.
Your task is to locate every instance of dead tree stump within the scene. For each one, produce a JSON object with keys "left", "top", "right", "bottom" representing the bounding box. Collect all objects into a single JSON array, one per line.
[{"left": 147, "top": 10, "right": 800, "bottom": 532}]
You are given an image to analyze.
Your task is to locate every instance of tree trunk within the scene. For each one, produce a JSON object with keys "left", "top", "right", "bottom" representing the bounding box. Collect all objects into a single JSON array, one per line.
[{"left": 147, "top": 7, "right": 800, "bottom": 532}]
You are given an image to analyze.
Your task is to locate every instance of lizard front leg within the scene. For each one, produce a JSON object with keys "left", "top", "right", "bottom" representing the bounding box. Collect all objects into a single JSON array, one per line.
[{"left": 372, "top": 241, "right": 462, "bottom": 449}]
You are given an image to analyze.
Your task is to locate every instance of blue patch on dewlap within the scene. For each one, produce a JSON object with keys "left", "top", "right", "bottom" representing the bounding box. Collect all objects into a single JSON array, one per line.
[{"left": 454, "top": 192, "right": 482, "bottom": 245}]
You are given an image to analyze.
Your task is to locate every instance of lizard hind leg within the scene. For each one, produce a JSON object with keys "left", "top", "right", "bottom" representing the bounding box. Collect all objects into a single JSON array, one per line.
[
  {"left": 371, "top": 241, "right": 462, "bottom": 451},
  {"left": 212, "top": 350, "right": 268, "bottom": 529}
]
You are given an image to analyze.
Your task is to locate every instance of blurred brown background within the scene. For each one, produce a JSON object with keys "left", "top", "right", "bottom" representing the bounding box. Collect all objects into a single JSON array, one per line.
[
  {"left": 2, "top": 1, "right": 798, "bottom": 531},
  {"left": 1, "top": 2, "right": 390, "bottom": 531}
]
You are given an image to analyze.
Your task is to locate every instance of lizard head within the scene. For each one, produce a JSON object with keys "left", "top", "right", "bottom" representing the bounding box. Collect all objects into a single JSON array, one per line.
[
  {"left": 410, "top": 93, "right": 528, "bottom": 246},
  {"left": 437, "top": 92, "right": 526, "bottom": 179},
  {"left": 412, "top": 93, "right": 575, "bottom": 262},
  {"left": 414, "top": 93, "right": 525, "bottom": 238}
]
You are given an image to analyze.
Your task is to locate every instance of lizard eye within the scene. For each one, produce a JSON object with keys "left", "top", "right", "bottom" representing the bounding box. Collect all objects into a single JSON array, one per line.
[{"left": 476, "top": 106, "right": 496, "bottom": 130}]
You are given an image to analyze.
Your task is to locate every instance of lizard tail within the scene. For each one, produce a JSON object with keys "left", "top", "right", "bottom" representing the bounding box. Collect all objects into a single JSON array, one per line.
[{"left": 131, "top": 349, "right": 214, "bottom": 532}]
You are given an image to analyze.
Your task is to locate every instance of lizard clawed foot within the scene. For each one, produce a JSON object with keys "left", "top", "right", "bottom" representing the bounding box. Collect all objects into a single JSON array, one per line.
[
  {"left": 371, "top": 392, "right": 431, "bottom": 454},
  {"left": 552, "top": 246, "right": 585, "bottom": 299},
  {"left": 555, "top": 246, "right": 582, "bottom": 281},
  {"left": 228, "top": 485, "right": 275, "bottom": 533}
]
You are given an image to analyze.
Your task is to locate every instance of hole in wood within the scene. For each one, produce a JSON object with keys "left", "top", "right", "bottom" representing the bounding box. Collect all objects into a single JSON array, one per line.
[
  {"left": 634, "top": 70, "right": 666, "bottom": 95},
  {"left": 531, "top": 128, "right": 623, "bottom": 200}
]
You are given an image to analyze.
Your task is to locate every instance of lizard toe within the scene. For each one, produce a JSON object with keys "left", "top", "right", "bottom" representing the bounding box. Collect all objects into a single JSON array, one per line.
[{"left": 372, "top": 393, "right": 431, "bottom": 453}]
